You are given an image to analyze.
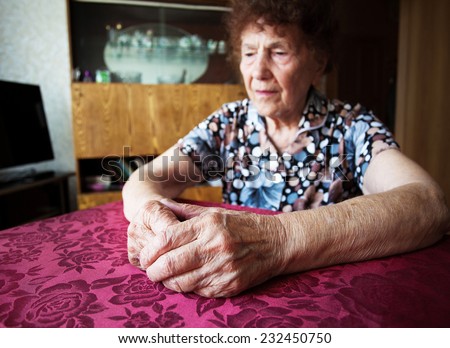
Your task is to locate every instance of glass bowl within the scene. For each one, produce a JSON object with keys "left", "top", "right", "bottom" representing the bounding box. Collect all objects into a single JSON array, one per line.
[{"left": 104, "top": 23, "right": 210, "bottom": 84}]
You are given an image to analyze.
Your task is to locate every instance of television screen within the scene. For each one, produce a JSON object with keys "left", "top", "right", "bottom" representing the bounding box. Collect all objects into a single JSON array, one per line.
[{"left": 0, "top": 80, "right": 54, "bottom": 170}]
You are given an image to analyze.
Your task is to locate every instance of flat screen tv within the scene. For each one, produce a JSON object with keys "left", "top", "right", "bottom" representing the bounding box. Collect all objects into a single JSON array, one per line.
[{"left": 0, "top": 80, "right": 54, "bottom": 171}]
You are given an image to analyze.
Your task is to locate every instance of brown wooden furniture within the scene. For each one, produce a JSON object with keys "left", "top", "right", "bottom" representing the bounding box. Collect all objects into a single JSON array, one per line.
[{"left": 71, "top": 83, "right": 246, "bottom": 209}]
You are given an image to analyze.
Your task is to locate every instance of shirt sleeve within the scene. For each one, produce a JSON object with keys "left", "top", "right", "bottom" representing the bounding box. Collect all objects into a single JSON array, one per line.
[
  {"left": 177, "top": 110, "right": 226, "bottom": 183},
  {"left": 343, "top": 111, "right": 399, "bottom": 190}
]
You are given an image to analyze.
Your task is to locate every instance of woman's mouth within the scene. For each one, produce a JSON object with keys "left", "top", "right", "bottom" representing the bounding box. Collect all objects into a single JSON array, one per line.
[{"left": 255, "top": 89, "right": 277, "bottom": 97}]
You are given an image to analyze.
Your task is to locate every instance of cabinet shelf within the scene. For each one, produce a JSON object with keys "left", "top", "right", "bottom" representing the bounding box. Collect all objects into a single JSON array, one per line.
[
  {"left": 0, "top": 172, "right": 74, "bottom": 230},
  {"left": 78, "top": 156, "right": 154, "bottom": 194}
]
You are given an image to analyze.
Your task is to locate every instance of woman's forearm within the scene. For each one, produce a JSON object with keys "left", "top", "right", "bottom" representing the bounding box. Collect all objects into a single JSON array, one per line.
[
  {"left": 122, "top": 171, "right": 171, "bottom": 221},
  {"left": 122, "top": 146, "right": 202, "bottom": 221},
  {"left": 277, "top": 182, "right": 450, "bottom": 275}
]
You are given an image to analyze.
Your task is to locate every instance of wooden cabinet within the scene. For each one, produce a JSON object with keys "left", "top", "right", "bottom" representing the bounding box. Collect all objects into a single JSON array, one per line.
[
  {"left": 68, "top": 0, "right": 246, "bottom": 209},
  {"left": 71, "top": 83, "right": 246, "bottom": 209},
  {"left": 0, "top": 173, "right": 74, "bottom": 229}
]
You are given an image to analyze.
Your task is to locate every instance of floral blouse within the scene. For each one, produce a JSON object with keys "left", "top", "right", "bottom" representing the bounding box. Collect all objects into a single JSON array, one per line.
[{"left": 178, "top": 88, "right": 399, "bottom": 212}]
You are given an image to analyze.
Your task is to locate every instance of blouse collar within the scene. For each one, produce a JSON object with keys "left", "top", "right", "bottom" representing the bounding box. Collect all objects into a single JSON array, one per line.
[
  {"left": 297, "top": 87, "right": 329, "bottom": 131},
  {"left": 247, "top": 86, "right": 329, "bottom": 133}
]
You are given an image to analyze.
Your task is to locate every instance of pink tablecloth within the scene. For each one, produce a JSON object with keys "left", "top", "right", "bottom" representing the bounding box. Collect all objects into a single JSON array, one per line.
[{"left": 1, "top": 200, "right": 450, "bottom": 328}]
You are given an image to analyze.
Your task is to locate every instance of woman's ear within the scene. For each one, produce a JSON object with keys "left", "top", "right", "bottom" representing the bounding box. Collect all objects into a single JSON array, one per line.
[
  {"left": 311, "top": 50, "right": 329, "bottom": 91},
  {"left": 311, "top": 52, "right": 326, "bottom": 85},
  {"left": 314, "top": 50, "right": 328, "bottom": 76}
]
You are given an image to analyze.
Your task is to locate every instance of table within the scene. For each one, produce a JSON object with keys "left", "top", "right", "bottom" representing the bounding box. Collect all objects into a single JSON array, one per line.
[{"left": 1, "top": 200, "right": 449, "bottom": 328}]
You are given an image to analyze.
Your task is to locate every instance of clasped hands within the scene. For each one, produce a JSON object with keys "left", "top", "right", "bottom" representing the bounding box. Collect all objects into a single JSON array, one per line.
[{"left": 127, "top": 200, "right": 289, "bottom": 298}]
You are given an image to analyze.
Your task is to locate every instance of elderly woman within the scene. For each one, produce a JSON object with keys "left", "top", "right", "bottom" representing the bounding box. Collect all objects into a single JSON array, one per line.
[{"left": 123, "top": 0, "right": 449, "bottom": 298}]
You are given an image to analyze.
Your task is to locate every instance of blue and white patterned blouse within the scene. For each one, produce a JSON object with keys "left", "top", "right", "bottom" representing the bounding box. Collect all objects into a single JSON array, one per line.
[{"left": 179, "top": 88, "right": 398, "bottom": 212}]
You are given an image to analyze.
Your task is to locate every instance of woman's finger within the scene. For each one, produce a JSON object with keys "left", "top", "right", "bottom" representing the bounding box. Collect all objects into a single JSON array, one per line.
[
  {"left": 162, "top": 268, "right": 241, "bottom": 297},
  {"left": 139, "top": 200, "right": 180, "bottom": 234},
  {"left": 161, "top": 199, "right": 211, "bottom": 220},
  {"left": 144, "top": 240, "right": 205, "bottom": 281},
  {"left": 138, "top": 211, "right": 206, "bottom": 269},
  {"left": 127, "top": 200, "right": 178, "bottom": 268},
  {"left": 127, "top": 223, "right": 155, "bottom": 267}
]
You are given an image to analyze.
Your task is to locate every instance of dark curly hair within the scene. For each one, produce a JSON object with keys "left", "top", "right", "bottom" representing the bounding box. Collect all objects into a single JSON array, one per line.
[{"left": 225, "top": 0, "right": 337, "bottom": 74}]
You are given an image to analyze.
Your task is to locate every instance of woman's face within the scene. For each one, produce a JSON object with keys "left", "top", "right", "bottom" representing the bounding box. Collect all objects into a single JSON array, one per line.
[{"left": 239, "top": 22, "right": 324, "bottom": 122}]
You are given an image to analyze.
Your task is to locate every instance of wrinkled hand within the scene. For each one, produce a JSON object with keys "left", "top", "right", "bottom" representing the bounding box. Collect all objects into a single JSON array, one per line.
[
  {"left": 131, "top": 200, "right": 288, "bottom": 298},
  {"left": 127, "top": 200, "right": 180, "bottom": 267}
]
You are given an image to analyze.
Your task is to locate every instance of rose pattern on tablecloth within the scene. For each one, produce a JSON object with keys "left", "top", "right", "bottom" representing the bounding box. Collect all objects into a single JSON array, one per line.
[
  {"left": 223, "top": 307, "right": 304, "bottom": 328},
  {"left": 54, "top": 243, "right": 117, "bottom": 274},
  {"left": 0, "top": 269, "right": 25, "bottom": 295},
  {"left": 3, "top": 280, "right": 106, "bottom": 328},
  {"left": 1, "top": 200, "right": 450, "bottom": 328},
  {"left": 0, "top": 247, "right": 42, "bottom": 265},
  {"left": 109, "top": 274, "right": 170, "bottom": 308},
  {"left": 110, "top": 305, "right": 185, "bottom": 328}
]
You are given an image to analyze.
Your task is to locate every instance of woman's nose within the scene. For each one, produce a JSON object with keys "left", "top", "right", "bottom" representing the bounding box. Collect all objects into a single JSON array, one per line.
[{"left": 252, "top": 54, "right": 272, "bottom": 80}]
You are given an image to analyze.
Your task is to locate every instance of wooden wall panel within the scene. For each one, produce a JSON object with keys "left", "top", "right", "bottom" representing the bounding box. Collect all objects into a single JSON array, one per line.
[
  {"left": 72, "top": 83, "right": 247, "bottom": 158},
  {"left": 396, "top": 0, "right": 450, "bottom": 200}
]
